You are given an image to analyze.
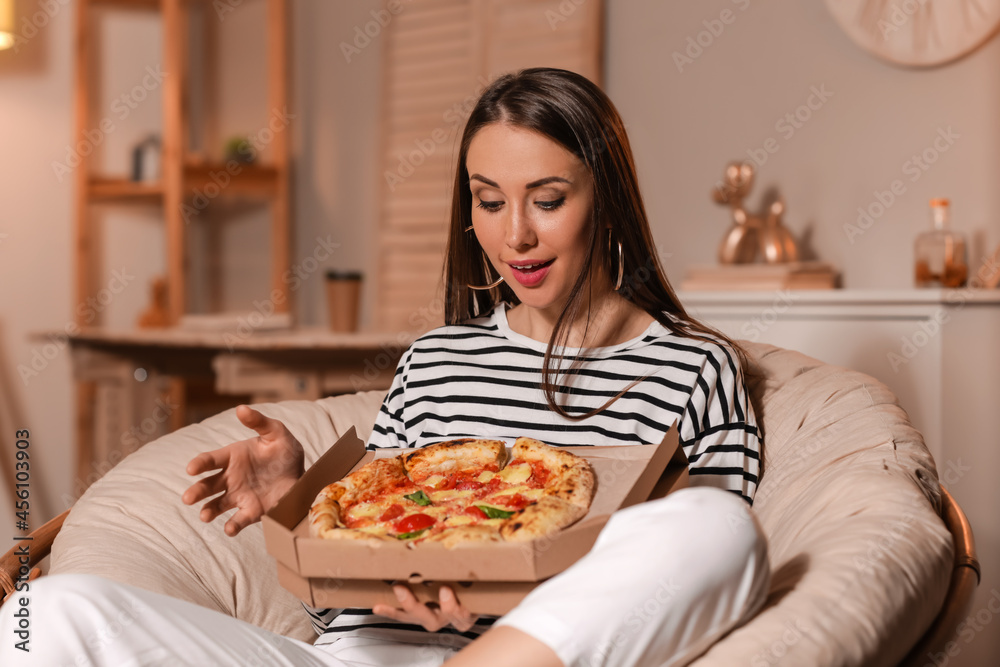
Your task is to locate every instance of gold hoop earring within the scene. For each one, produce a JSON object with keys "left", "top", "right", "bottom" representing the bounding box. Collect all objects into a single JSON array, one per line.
[
  {"left": 464, "top": 224, "right": 504, "bottom": 291},
  {"left": 608, "top": 230, "right": 624, "bottom": 291}
]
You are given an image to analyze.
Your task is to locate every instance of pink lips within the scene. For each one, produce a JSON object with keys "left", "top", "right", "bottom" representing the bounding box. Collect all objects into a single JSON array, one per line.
[{"left": 507, "top": 259, "right": 554, "bottom": 287}]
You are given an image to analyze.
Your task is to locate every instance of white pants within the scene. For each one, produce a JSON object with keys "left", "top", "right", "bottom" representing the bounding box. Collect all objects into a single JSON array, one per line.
[{"left": 0, "top": 487, "right": 769, "bottom": 667}]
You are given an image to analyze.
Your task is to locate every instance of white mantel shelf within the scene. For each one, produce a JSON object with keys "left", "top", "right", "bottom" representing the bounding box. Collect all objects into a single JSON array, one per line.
[{"left": 679, "top": 288, "right": 1000, "bottom": 305}]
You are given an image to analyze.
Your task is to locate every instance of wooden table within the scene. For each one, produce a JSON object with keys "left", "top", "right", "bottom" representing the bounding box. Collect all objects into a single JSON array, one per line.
[{"left": 51, "top": 327, "right": 412, "bottom": 496}]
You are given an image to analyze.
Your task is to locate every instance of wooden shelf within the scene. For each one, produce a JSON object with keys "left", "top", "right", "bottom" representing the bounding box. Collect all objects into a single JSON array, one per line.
[
  {"left": 89, "top": 0, "right": 161, "bottom": 10},
  {"left": 88, "top": 178, "right": 164, "bottom": 202},
  {"left": 88, "top": 164, "right": 279, "bottom": 203},
  {"left": 183, "top": 163, "right": 280, "bottom": 198}
]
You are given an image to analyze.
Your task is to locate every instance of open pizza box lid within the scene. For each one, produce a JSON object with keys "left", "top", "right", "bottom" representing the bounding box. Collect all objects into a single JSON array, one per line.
[{"left": 263, "top": 425, "right": 688, "bottom": 615}]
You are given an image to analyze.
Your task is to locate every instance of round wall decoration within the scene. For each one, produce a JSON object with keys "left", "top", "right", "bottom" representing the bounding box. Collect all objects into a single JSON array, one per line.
[{"left": 824, "top": 0, "right": 1000, "bottom": 67}]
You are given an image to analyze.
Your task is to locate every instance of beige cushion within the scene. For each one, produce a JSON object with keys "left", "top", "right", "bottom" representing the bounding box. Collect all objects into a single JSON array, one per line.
[
  {"left": 692, "top": 343, "right": 952, "bottom": 665},
  {"left": 50, "top": 343, "right": 953, "bottom": 663},
  {"left": 50, "top": 391, "right": 387, "bottom": 643}
]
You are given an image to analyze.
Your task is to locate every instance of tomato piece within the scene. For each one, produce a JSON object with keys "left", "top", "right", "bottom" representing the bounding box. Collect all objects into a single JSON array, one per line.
[
  {"left": 496, "top": 493, "right": 530, "bottom": 509},
  {"left": 455, "top": 478, "right": 483, "bottom": 491},
  {"left": 465, "top": 505, "right": 487, "bottom": 519},
  {"left": 395, "top": 513, "right": 436, "bottom": 534},
  {"left": 529, "top": 461, "right": 551, "bottom": 487},
  {"left": 378, "top": 504, "right": 404, "bottom": 522}
]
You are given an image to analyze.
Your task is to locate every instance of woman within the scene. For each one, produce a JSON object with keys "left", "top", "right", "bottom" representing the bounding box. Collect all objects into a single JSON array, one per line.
[{"left": 0, "top": 68, "right": 767, "bottom": 667}]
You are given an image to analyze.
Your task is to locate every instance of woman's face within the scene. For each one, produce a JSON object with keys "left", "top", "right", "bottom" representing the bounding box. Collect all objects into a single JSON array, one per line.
[{"left": 465, "top": 123, "right": 598, "bottom": 315}]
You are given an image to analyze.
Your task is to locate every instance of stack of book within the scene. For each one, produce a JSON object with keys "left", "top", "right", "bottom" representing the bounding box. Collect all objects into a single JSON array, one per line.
[{"left": 681, "top": 262, "right": 838, "bottom": 291}]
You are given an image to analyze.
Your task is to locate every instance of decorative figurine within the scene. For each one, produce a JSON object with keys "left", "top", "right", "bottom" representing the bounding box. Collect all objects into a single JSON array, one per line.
[{"left": 711, "top": 161, "right": 798, "bottom": 264}]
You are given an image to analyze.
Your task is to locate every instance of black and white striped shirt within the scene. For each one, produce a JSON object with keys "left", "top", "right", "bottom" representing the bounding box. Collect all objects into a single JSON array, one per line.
[{"left": 307, "top": 303, "right": 761, "bottom": 650}]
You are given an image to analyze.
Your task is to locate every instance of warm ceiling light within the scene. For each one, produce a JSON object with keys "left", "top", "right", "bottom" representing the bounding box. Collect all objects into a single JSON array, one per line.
[{"left": 0, "top": 0, "right": 14, "bottom": 51}]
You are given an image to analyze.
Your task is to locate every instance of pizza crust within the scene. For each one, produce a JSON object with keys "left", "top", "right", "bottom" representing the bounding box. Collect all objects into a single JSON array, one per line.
[
  {"left": 513, "top": 437, "right": 596, "bottom": 512},
  {"left": 423, "top": 524, "right": 503, "bottom": 548},
  {"left": 499, "top": 496, "right": 589, "bottom": 542},
  {"left": 403, "top": 438, "right": 507, "bottom": 483}
]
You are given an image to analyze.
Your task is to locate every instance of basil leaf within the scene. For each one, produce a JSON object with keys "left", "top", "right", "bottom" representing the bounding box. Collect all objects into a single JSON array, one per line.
[
  {"left": 404, "top": 490, "right": 432, "bottom": 506},
  {"left": 477, "top": 505, "right": 515, "bottom": 519},
  {"left": 396, "top": 529, "right": 428, "bottom": 540}
]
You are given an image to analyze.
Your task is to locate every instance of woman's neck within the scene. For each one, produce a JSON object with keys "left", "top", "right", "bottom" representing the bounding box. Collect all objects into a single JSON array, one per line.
[{"left": 506, "top": 290, "right": 653, "bottom": 349}]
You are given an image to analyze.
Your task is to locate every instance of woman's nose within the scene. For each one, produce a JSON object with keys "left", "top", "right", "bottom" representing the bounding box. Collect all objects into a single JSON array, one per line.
[{"left": 505, "top": 205, "right": 537, "bottom": 250}]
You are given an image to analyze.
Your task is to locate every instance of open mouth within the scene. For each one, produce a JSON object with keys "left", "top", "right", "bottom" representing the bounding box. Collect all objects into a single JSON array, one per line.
[{"left": 508, "top": 259, "right": 554, "bottom": 286}]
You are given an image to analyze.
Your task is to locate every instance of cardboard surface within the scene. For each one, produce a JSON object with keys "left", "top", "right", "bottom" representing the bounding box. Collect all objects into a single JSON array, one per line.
[{"left": 263, "top": 426, "right": 688, "bottom": 614}]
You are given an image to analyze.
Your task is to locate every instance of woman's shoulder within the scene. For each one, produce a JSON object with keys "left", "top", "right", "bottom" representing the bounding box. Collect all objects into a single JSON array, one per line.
[
  {"left": 640, "top": 313, "right": 742, "bottom": 368},
  {"left": 407, "top": 305, "right": 507, "bottom": 350}
]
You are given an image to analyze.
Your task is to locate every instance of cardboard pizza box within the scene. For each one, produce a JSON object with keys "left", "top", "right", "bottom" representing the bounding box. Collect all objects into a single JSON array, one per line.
[{"left": 263, "top": 426, "right": 689, "bottom": 615}]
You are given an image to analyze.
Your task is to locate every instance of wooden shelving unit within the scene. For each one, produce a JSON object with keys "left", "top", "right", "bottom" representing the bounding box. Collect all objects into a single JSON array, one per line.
[
  {"left": 72, "top": 0, "right": 290, "bottom": 490},
  {"left": 74, "top": 0, "right": 290, "bottom": 326}
]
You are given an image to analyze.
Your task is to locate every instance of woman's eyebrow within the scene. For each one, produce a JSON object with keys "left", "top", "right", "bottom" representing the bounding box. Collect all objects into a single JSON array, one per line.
[
  {"left": 468, "top": 174, "right": 571, "bottom": 189},
  {"left": 525, "top": 176, "right": 571, "bottom": 189},
  {"left": 469, "top": 173, "right": 499, "bottom": 187}
]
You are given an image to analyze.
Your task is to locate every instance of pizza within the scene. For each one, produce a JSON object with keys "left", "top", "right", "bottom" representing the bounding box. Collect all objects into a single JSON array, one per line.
[{"left": 308, "top": 437, "right": 595, "bottom": 547}]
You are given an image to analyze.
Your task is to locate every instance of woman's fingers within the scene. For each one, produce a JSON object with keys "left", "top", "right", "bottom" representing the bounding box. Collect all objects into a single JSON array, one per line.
[
  {"left": 198, "top": 492, "right": 237, "bottom": 523},
  {"left": 236, "top": 405, "right": 285, "bottom": 440},
  {"left": 186, "top": 448, "right": 230, "bottom": 477},
  {"left": 372, "top": 586, "right": 445, "bottom": 632},
  {"left": 438, "top": 586, "right": 477, "bottom": 632},
  {"left": 371, "top": 586, "right": 476, "bottom": 633},
  {"left": 223, "top": 505, "right": 261, "bottom": 537},
  {"left": 393, "top": 585, "right": 443, "bottom": 630},
  {"left": 181, "top": 471, "right": 226, "bottom": 506}
]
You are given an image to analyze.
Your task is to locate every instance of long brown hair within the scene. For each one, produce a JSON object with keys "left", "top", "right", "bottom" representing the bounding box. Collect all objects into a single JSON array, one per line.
[{"left": 443, "top": 67, "right": 746, "bottom": 419}]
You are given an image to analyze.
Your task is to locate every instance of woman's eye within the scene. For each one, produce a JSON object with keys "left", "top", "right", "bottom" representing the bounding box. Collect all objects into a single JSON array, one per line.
[
  {"left": 536, "top": 197, "right": 566, "bottom": 211},
  {"left": 476, "top": 199, "right": 503, "bottom": 213}
]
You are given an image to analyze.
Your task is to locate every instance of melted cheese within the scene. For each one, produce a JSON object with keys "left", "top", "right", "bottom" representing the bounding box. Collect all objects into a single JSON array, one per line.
[
  {"left": 477, "top": 470, "right": 495, "bottom": 483},
  {"left": 443, "top": 515, "right": 475, "bottom": 527},
  {"left": 423, "top": 474, "right": 446, "bottom": 489},
  {"left": 490, "top": 486, "right": 545, "bottom": 501},
  {"left": 430, "top": 488, "right": 478, "bottom": 502},
  {"left": 498, "top": 463, "right": 532, "bottom": 484},
  {"left": 348, "top": 500, "right": 391, "bottom": 518}
]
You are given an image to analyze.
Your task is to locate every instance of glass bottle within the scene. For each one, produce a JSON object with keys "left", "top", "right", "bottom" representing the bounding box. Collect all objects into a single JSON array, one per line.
[{"left": 914, "top": 198, "right": 967, "bottom": 288}]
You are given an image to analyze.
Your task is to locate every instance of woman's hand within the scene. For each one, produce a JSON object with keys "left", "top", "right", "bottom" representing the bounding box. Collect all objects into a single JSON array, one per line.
[
  {"left": 372, "top": 585, "right": 478, "bottom": 633},
  {"left": 182, "top": 405, "right": 305, "bottom": 537}
]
